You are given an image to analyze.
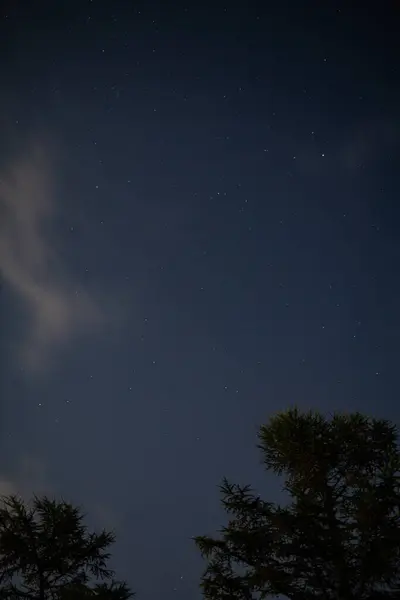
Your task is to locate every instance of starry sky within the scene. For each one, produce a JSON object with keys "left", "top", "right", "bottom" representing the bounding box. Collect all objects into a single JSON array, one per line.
[{"left": 0, "top": 1, "right": 399, "bottom": 599}]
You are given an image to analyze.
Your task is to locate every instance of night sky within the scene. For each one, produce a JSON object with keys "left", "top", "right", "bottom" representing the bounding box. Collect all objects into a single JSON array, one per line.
[{"left": 0, "top": 1, "right": 399, "bottom": 599}]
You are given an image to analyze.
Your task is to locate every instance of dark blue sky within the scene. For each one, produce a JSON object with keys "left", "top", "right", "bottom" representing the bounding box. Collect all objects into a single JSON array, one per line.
[{"left": 0, "top": 1, "right": 399, "bottom": 599}]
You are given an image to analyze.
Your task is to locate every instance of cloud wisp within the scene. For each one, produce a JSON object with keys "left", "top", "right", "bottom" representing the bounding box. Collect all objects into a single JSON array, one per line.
[{"left": 0, "top": 140, "right": 105, "bottom": 374}]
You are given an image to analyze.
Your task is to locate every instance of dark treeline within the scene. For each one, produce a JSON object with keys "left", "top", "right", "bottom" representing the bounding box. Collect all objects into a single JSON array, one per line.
[{"left": 1, "top": 408, "right": 399, "bottom": 600}]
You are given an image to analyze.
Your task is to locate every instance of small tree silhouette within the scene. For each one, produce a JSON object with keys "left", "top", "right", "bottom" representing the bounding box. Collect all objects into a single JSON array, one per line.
[{"left": 0, "top": 495, "right": 134, "bottom": 600}]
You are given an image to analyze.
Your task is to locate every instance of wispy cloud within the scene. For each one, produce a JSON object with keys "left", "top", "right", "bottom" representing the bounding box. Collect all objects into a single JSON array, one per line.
[
  {"left": 0, "top": 478, "right": 18, "bottom": 497},
  {"left": 0, "top": 139, "right": 105, "bottom": 374},
  {"left": 0, "top": 455, "right": 52, "bottom": 500},
  {"left": 0, "top": 457, "right": 120, "bottom": 534}
]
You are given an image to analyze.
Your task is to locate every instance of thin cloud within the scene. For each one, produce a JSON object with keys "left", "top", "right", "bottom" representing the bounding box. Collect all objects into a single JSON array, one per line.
[
  {"left": 0, "top": 454, "right": 52, "bottom": 500},
  {"left": 0, "top": 140, "right": 105, "bottom": 374},
  {"left": 0, "top": 478, "right": 17, "bottom": 497},
  {"left": 0, "top": 457, "right": 119, "bottom": 533}
]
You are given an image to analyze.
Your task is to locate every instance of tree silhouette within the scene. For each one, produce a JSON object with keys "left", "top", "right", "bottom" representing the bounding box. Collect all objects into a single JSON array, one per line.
[
  {"left": 195, "top": 408, "right": 400, "bottom": 600},
  {"left": 0, "top": 495, "right": 134, "bottom": 600}
]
